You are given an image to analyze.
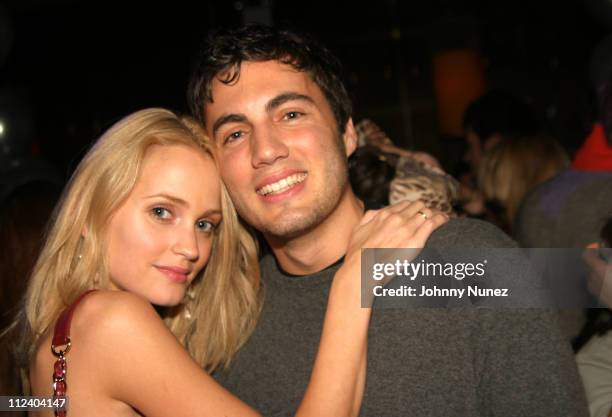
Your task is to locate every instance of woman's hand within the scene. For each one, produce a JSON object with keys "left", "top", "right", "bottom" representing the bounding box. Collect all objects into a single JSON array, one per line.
[{"left": 338, "top": 200, "right": 449, "bottom": 298}]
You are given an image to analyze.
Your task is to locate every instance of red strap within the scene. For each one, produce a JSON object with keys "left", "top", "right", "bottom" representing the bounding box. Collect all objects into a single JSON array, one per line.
[{"left": 52, "top": 290, "right": 97, "bottom": 347}]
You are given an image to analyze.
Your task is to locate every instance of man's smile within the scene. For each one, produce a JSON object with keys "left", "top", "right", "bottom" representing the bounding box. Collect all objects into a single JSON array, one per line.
[{"left": 256, "top": 172, "right": 308, "bottom": 196}]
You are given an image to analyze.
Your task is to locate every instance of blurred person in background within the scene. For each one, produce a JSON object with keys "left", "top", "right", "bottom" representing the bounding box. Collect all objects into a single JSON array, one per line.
[
  {"left": 576, "top": 216, "right": 612, "bottom": 417},
  {"left": 460, "top": 90, "right": 540, "bottom": 216},
  {"left": 514, "top": 35, "right": 612, "bottom": 342},
  {"left": 477, "top": 135, "right": 569, "bottom": 235},
  {"left": 515, "top": 35, "right": 612, "bottom": 249},
  {"left": 350, "top": 119, "right": 459, "bottom": 214}
]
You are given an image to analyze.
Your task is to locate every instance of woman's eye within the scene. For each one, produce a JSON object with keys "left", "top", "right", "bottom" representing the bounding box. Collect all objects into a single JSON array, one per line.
[
  {"left": 151, "top": 207, "right": 172, "bottom": 220},
  {"left": 196, "top": 219, "right": 216, "bottom": 233}
]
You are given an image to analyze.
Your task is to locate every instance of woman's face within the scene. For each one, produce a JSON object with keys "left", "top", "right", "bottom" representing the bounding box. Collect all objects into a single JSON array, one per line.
[{"left": 106, "top": 144, "right": 221, "bottom": 306}]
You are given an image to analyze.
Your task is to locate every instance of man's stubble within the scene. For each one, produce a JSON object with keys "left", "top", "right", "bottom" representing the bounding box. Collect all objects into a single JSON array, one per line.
[{"left": 228, "top": 135, "right": 350, "bottom": 241}]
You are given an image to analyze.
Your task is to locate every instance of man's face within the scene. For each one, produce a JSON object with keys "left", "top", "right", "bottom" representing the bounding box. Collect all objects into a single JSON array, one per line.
[
  {"left": 204, "top": 60, "right": 356, "bottom": 239},
  {"left": 464, "top": 128, "right": 483, "bottom": 174},
  {"left": 464, "top": 128, "right": 501, "bottom": 175}
]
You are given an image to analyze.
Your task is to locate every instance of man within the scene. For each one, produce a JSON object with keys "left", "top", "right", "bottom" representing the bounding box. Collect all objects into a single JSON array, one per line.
[
  {"left": 460, "top": 90, "right": 539, "bottom": 216},
  {"left": 462, "top": 90, "right": 539, "bottom": 178},
  {"left": 188, "top": 25, "right": 587, "bottom": 416}
]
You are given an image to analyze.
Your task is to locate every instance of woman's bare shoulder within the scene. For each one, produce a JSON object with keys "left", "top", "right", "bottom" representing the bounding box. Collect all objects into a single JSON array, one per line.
[
  {"left": 75, "top": 290, "right": 156, "bottom": 322},
  {"left": 31, "top": 291, "right": 157, "bottom": 390},
  {"left": 67, "top": 291, "right": 179, "bottom": 394},
  {"left": 71, "top": 290, "right": 165, "bottom": 346}
]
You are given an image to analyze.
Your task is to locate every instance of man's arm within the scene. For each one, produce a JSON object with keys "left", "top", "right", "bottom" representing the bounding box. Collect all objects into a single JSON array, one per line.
[
  {"left": 474, "top": 308, "right": 588, "bottom": 416},
  {"left": 429, "top": 218, "right": 589, "bottom": 416}
]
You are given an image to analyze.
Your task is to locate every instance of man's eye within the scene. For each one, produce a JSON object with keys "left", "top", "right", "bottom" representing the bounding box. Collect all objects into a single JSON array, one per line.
[
  {"left": 224, "top": 130, "right": 244, "bottom": 144},
  {"left": 196, "top": 219, "right": 216, "bottom": 233},
  {"left": 283, "top": 111, "right": 302, "bottom": 120},
  {"left": 151, "top": 207, "right": 172, "bottom": 219}
]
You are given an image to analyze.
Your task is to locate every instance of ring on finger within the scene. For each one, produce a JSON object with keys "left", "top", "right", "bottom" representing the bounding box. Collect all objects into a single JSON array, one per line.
[{"left": 417, "top": 209, "right": 429, "bottom": 220}]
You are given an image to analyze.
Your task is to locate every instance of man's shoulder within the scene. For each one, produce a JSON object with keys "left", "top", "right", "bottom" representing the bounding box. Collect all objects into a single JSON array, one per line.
[{"left": 426, "top": 217, "right": 516, "bottom": 249}]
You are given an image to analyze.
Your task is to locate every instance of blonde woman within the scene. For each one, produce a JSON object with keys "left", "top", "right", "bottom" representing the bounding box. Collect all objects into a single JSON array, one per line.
[
  {"left": 478, "top": 135, "right": 569, "bottom": 233},
  {"left": 11, "top": 108, "right": 446, "bottom": 417}
]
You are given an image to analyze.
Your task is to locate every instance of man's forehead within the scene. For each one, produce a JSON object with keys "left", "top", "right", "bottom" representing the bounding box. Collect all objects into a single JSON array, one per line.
[
  {"left": 205, "top": 61, "right": 323, "bottom": 122},
  {"left": 212, "top": 61, "right": 312, "bottom": 93}
]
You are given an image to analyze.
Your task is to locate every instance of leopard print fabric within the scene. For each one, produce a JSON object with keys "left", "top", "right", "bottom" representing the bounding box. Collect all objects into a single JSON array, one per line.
[
  {"left": 355, "top": 119, "right": 459, "bottom": 214},
  {"left": 389, "top": 157, "right": 459, "bottom": 215}
]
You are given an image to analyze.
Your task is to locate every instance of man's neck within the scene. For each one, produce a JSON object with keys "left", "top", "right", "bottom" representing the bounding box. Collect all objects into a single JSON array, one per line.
[{"left": 265, "top": 190, "right": 364, "bottom": 275}]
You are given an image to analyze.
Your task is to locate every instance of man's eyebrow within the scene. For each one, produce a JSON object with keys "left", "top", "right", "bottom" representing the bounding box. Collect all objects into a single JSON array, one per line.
[
  {"left": 212, "top": 113, "right": 248, "bottom": 138},
  {"left": 265, "top": 92, "right": 315, "bottom": 113}
]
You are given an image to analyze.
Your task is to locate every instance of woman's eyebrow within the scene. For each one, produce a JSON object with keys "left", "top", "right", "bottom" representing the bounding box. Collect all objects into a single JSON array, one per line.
[
  {"left": 143, "top": 193, "right": 221, "bottom": 217},
  {"left": 144, "top": 193, "right": 188, "bottom": 206}
]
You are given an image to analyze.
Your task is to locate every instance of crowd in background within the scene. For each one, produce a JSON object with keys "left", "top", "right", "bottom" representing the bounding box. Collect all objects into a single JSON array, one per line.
[{"left": 346, "top": 36, "right": 612, "bottom": 416}]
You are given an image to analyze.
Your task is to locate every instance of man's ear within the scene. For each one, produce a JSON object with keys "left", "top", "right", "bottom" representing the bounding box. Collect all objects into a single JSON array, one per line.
[{"left": 342, "top": 118, "right": 358, "bottom": 157}]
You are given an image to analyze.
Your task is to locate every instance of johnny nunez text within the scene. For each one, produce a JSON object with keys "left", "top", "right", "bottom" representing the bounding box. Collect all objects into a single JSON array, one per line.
[{"left": 372, "top": 285, "right": 510, "bottom": 298}]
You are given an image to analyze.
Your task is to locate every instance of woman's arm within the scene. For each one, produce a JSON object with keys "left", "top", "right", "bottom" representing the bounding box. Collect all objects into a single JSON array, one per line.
[
  {"left": 74, "top": 290, "right": 260, "bottom": 417},
  {"left": 295, "top": 201, "right": 448, "bottom": 417}
]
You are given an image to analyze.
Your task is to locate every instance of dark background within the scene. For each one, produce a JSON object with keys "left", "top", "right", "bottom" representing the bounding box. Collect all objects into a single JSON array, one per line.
[{"left": 0, "top": 0, "right": 610, "bottom": 178}]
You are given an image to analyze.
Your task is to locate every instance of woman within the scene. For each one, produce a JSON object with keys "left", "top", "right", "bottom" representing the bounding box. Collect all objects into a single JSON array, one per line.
[
  {"left": 15, "top": 108, "right": 446, "bottom": 416},
  {"left": 477, "top": 134, "right": 569, "bottom": 234}
]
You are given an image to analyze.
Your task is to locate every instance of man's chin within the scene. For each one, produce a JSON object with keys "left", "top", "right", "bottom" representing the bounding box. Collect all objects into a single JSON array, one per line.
[
  {"left": 238, "top": 182, "right": 345, "bottom": 241},
  {"left": 257, "top": 210, "right": 321, "bottom": 241}
]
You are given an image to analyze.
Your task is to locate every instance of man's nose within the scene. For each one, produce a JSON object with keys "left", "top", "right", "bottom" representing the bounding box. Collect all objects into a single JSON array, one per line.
[{"left": 251, "top": 125, "right": 289, "bottom": 168}]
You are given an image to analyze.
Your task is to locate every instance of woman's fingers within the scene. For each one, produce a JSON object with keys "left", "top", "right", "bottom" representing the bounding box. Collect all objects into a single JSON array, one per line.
[
  {"left": 359, "top": 209, "right": 380, "bottom": 226},
  {"left": 354, "top": 201, "right": 447, "bottom": 250},
  {"left": 388, "top": 208, "right": 446, "bottom": 249},
  {"left": 348, "top": 201, "right": 449, "bottom": 260},
  {"left": 409, "top": 212, "right": 448, "bottom": 247},
  {"left": 386, "top": 200, "right": 425, "bottom": 215},
  {"left": 342, "top": 202, "right": 449, "bottom": 299}
]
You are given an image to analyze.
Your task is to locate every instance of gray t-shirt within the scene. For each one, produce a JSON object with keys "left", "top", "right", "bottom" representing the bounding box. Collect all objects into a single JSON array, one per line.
[{"left": 215, "top": 218, "right": 588, "bottom": 416}]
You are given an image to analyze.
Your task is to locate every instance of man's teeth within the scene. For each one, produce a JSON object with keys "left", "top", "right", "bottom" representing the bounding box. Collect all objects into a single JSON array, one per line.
[{"left": 257, "top": 173, "right": 307, "bottom": 196}]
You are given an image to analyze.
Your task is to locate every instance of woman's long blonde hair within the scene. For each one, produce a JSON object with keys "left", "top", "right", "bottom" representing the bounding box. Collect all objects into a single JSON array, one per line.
[{"left": 17, "top": 108, "right": 261, "bottom": 373}]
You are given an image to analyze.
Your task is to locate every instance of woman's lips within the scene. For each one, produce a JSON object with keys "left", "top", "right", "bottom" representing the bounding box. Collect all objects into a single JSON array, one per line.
[{"left": 154, "top": 265, "right": 190, "bottom": 283}]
